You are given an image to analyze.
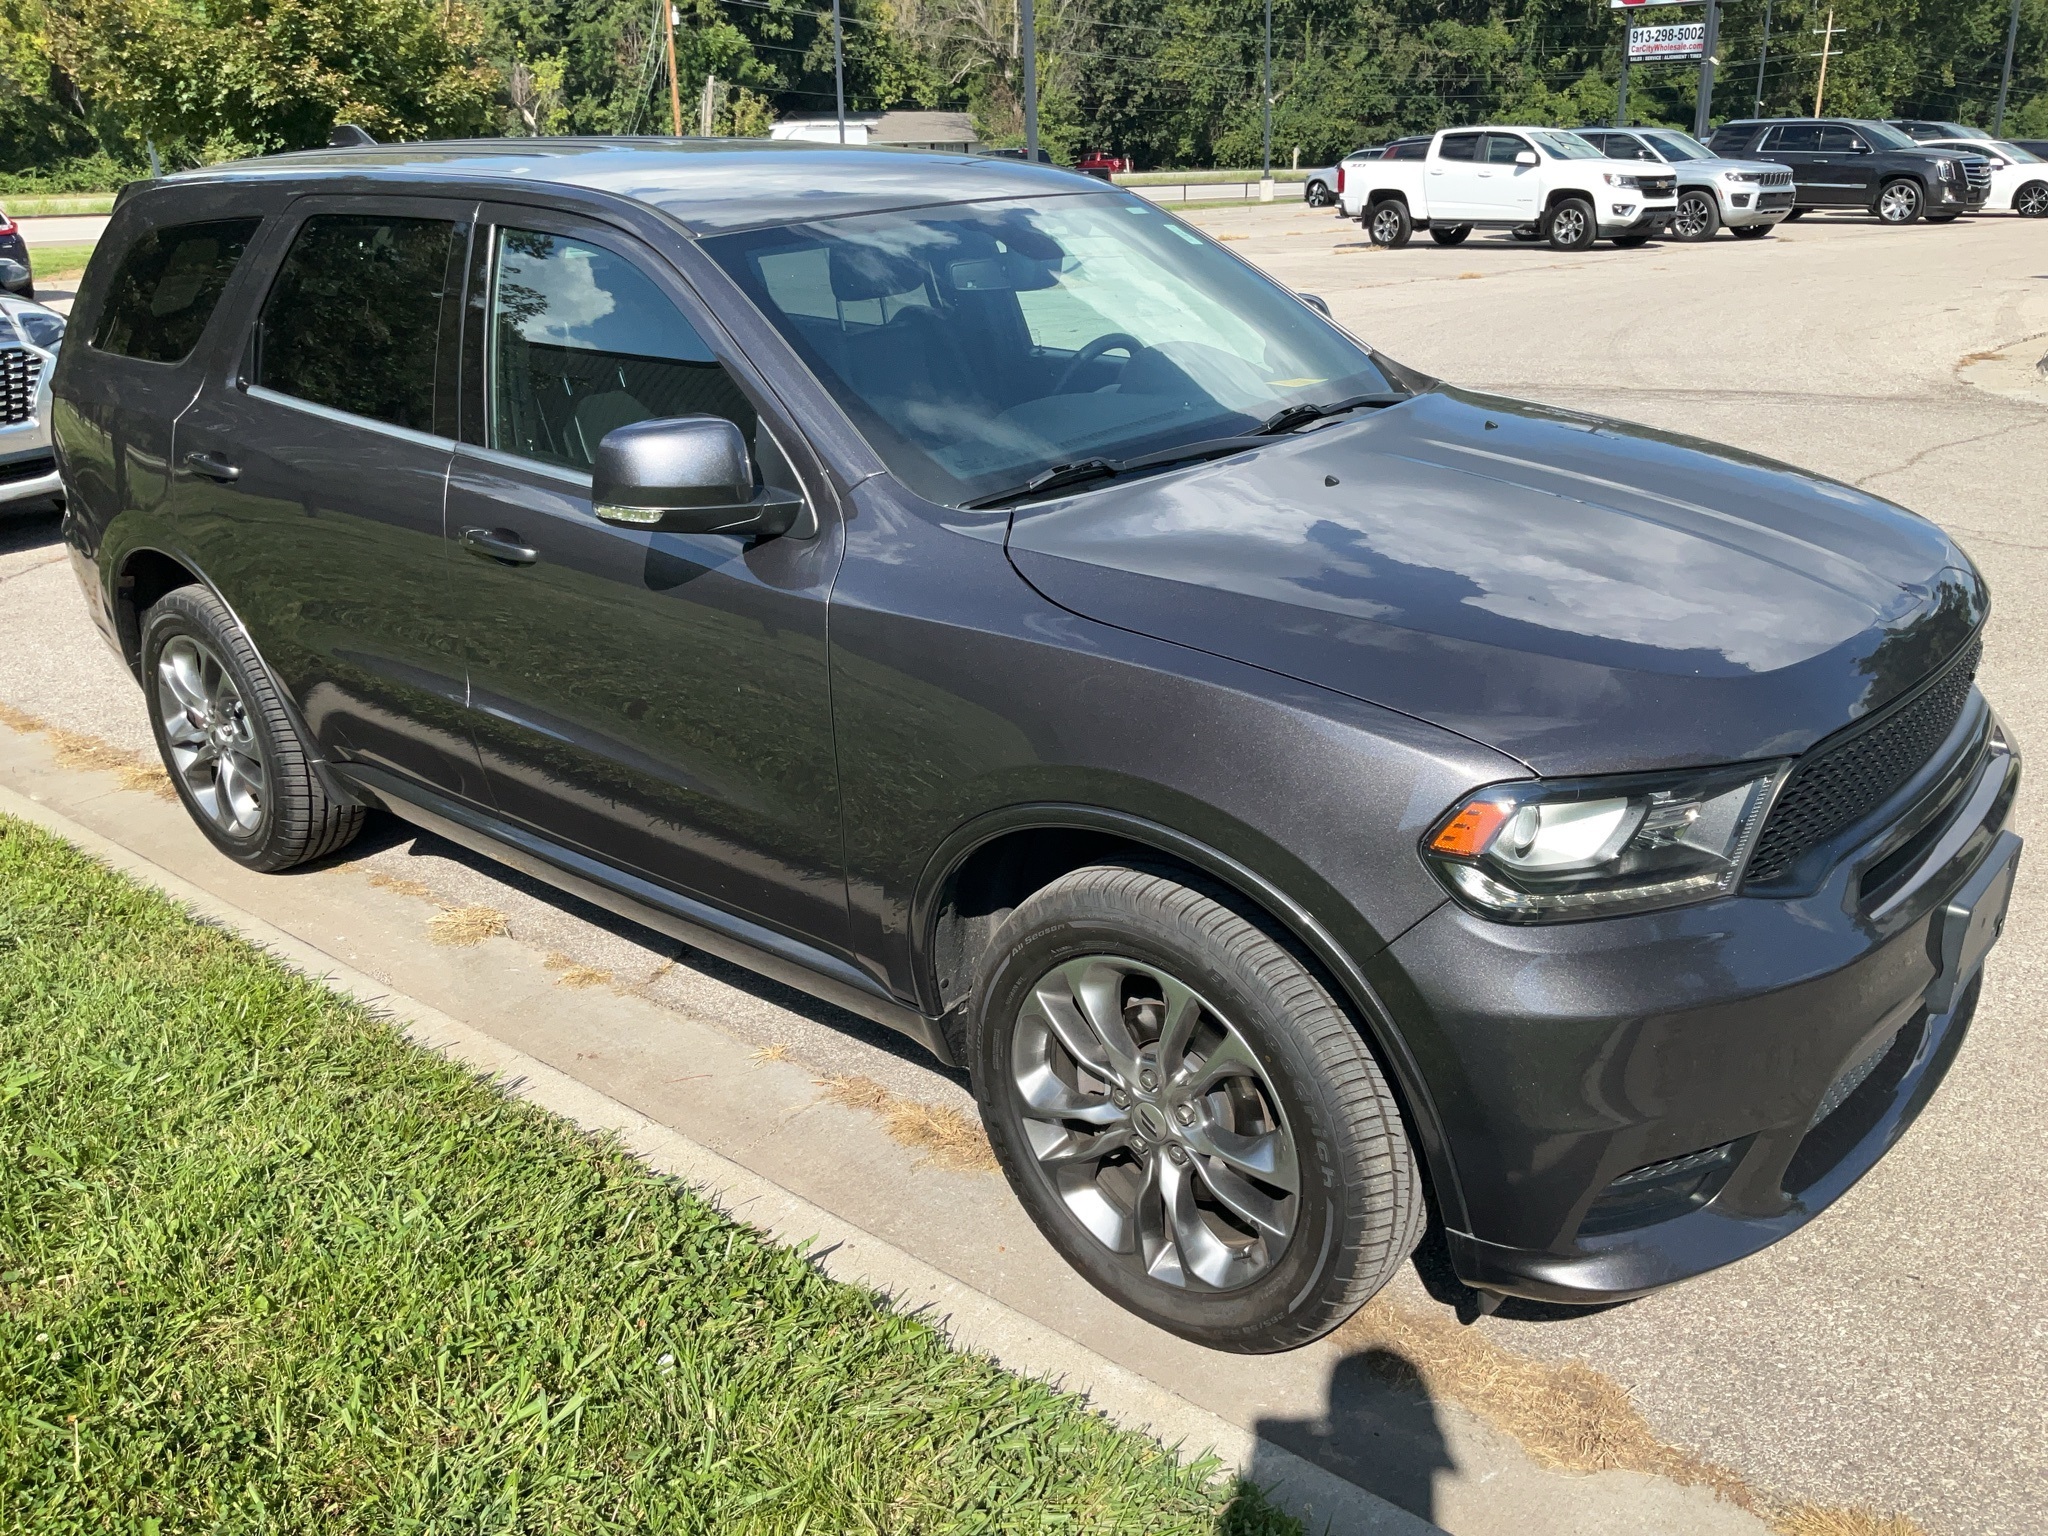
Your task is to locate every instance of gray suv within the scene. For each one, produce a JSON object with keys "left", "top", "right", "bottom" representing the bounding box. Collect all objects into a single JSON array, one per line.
[
  {"left": 51, "top": 140, "right": 2020, "bottom": 1351},
  {"left": 1576, "top": 127, "right": 1793, "bottom": 240}
]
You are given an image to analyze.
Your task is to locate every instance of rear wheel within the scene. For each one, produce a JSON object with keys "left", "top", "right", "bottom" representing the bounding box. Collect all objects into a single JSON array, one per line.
[
  {"left": 1875, "top": 178, "right": 1923, "bottom": 224},
  {"left": 142, "top": 586, "right": 365, "bottom": 872},
  {"left": 1305, "top": 181, "right": 1334, "bottom": 208},
  {"left": 1672, "top": 188, "right": 1721, "bottom": 242},
  {"left": 1366, "top": 199, "right": 1412, "bottom": 249},
  {"left": 1925, "top": 212, "right": 1959, "bottom": 223},
  {"left": 972, "top": 865, "right": 1425, "bottom": 1353},
  {"left": 1428, "top": 223, "right": 1471, "bottom": 247},
  {"left": 1544, "top": 196, "right": 1597, "bottom": 251},
  {"left": 1783, "top": 207, "right": 1807, "bottom": 221},
  {"left": 2016, "top": 181, "right": 2048, "bottom": 218},
  {"left": 1730, "top": 222, "right": 1773, "bottom": 240}
]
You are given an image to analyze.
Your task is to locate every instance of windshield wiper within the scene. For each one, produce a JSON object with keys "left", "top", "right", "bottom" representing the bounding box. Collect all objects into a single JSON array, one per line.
[{"left": 1255, "top": 392, "right": 1405, "bottom": 435}]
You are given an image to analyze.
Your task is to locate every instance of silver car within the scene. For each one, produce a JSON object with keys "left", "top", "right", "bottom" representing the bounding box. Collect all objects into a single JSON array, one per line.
[
  {"left": 1577, "top": 126, "right": 1795, "bottom": 240},
  {"left": 1, "top": 293, "right": 65, "bottom": 512}
]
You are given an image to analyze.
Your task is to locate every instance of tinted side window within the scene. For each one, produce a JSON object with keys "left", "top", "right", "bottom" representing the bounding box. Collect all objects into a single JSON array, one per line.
[
  {"left": 1610, "top": 136, "right": 1659, "bottom": 162},
  {"left": 1387, "top": 139, "right": 1426, "bottom": 161},
  {"left": 1439, "top": 134, "right": 1481, "bottom": 163},
  {"left": 91, "top": 219, "right": 260, "bottom": 364},
  {"left": 1769, "top": 126, "right": 1823, "bottom": 151},
  {"left": 1817, "top": 126, "right": 1862, "bottom": 152},
  {"left": 258, "top": 214, "right": 458, "bottom": 432},
  {"left": 1483, "top": 134, "right": 1530, "bottom": 165},
  {"left": 488, "top": 228, "right": 754, "bottom": 473}
]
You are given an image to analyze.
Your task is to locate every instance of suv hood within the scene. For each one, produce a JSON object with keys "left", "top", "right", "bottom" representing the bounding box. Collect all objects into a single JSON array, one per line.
[
  {"left": 1005, "top": 388, "right": 1984, "bottom": 775},
  {"left": 1686, "top": 155, "right": 1789, "bottom": 178}
]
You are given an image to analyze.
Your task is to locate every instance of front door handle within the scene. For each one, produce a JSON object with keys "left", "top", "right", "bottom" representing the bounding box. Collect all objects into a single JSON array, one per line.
[
  {"left": 183, "top": 450, "right": 240, "bottom": 482},
  {"left": 459, "top": 526, "right": 539, "bottom": 566}
]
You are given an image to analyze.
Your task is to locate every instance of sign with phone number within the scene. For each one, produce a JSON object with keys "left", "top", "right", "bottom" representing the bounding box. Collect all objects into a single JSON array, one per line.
[{"left": 1628, "top": 22, "right": 1706, "bottom": 60}]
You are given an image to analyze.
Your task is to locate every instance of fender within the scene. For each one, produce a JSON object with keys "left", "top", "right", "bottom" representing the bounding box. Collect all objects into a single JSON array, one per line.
[{"left": 910, "top": 800, "right": 1469, "bottom": 1231}]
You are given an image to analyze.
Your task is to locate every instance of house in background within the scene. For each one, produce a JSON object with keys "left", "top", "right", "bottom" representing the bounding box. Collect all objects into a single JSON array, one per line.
[{"left": 769, "top": 111, "right": 978, "bottom": 154}]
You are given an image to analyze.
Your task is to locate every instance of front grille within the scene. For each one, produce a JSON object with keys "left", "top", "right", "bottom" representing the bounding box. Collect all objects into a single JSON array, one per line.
[
  {"left": 1962, "top": 157, "right": 1992, "bottom": 193},
  {"left": 0, "top": 452, "right": 54, "bottom": 485},
  {"left": 1745, "top": 637, "right": 1982, "bottom": 885},
  {"left": 1761, "top": 171, "right": 1794, "bottom": 189},
  {"left": 1759, "top": 190, "right": 1795, "bottom": 209},
  {"left": 0, "top": 346, "right": 39, "bottom": 426},
  {"left": 1641, "top": 175, "right": 1677, "bottom": 196}
]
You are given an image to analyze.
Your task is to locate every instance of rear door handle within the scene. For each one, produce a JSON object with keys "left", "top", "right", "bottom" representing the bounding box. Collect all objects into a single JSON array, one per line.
[
  {"left": 459, "top": 526, "right": 539, "bottom": 566},
  {"left": 183, "top": 450, "right": 240, "bottom": 482}
]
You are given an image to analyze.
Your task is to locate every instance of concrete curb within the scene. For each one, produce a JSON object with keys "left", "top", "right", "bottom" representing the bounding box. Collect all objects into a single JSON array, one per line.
[{"left": 0, "top": 782, "right": 1441, "bottom": 1536}]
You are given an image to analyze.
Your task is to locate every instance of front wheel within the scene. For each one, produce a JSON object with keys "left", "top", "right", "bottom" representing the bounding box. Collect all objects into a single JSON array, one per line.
[
  {"left": 1366, "top": 198, "right": 1412, "bottom": 248},
  {"left": 142, "top": 586, "right": 365, "bottom": 872},
  {"left": 1304, "top": 182, "right": 1334, "bottom": 209},
  {"left": 1730, "top": 222, "right": 1773, "bottom": 240},
  {"left": 1545, "top": 195, "right": 1597, "bottom": 251},
  {"left": 1672, "top": 188, "right": 1721, "bottom": 242},
  {"left": 972, "top": 865, "right": 1425, "bottom": 1353},
  {"left": 1876, "top": 178, "right": 1923, "bottom": 224},
  {"left": 2016, "top": 180, "right": 2048, "bottom": 217},
  {"left": 1428, "top": 223, "right": 1471, "bottom": 247}
]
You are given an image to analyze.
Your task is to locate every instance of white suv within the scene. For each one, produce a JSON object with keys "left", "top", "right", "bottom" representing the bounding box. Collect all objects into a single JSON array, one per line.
[
  {"left": 1342, "top": 127, "right": 1678, "bottom": 250},
  {"left": 0, "top": 294, "right": 64, "bottom": 514}
]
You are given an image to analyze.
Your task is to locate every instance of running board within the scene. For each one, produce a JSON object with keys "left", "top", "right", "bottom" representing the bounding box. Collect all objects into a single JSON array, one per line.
[{"left": 336, "top": 764, "right": 958, "bottom": 1066}]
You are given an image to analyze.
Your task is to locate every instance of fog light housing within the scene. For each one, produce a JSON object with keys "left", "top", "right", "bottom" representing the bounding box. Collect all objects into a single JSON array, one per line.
[
  {"left": 1580, "top": 1140, "right": 1745, "bottom": 1237},
  {"left": 1612, "top": 203, "right": 1630, "bottom": 216},
  {"left": 1731, "top": 192, "right": 1751, "bottom": 208}
]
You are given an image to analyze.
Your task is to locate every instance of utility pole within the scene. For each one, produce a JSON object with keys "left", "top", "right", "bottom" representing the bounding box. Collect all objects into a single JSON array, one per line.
[
  {"left": 1692, "top": 0, "right": 1720, "bottom": 141},
  {"left": 1813, "top": 8, "right": 1837, "bottom": 118},
  {"left": 663, "top": 0, "right": 683, "bottom": 137},
  {"left": 1616, "top": 44, "right": 1631, "bottom": 128},
  {"left": 1021, "top": 0, "right": 1039, "bottom": 161},
  {"left": 1260, "top": 0, "right": 1273, "bottom": 200},
  {"left": 1754, "top": 0, "right": 1772, "bottom": 117},
  {"left": 833, "top": 0, "right": 846, "bottom": 143},
  {"left": 1995, "top": 0, "right": 2022, "bottom": 136}
]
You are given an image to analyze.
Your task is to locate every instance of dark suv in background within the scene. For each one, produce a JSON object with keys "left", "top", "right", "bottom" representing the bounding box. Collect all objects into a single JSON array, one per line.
[
  {"left": 1709, "top": 118, "right": 1991, "bottom": 222},
  {"left": 50, "top": 140, "right": 2020, "bottom": 1352}
]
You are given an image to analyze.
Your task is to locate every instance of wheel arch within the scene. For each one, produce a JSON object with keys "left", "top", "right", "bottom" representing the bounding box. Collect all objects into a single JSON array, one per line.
[
  {"left": 911, "top": 802, "right": 1468, "bottom": 1230},
  {"left": 1364, "top": 188, "right": 1411, "bottom": 210},
  {"left": 1544, "top": 186, "right": 1594, "bottom": 212}
]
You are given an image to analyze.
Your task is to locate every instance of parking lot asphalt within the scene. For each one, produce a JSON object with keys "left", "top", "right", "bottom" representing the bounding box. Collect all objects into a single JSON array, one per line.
[{"left": 3, "top": 203, "right": 2045, "bottom": 1534}]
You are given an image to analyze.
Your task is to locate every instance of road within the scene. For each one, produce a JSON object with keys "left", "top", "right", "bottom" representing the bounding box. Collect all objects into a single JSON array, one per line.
[{"left": 3, "top": 202, "right": 2044, "bottom": 1535}]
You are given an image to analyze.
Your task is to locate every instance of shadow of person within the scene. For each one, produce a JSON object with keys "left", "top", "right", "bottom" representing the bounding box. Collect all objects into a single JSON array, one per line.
[{"left": 1250, "top": 1346, "right": 1454, "bottom": 1525}]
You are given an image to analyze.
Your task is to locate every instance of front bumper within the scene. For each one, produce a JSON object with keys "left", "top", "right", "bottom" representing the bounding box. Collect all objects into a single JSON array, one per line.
[
  {"left": 1375, "top": 697, "right": 2020, "bottom": 1305},
  {"left": 1722, "top": 185, "right": 1795, "bottom": 225},
  {"left": 1598, "top": 200, "right": 1675, "bottom": 237}
]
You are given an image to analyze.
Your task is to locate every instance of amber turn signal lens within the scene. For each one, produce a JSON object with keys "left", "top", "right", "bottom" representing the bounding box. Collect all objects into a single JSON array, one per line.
[{"left": 1429, "top": 800, "right": 1510, "bottom": 858}]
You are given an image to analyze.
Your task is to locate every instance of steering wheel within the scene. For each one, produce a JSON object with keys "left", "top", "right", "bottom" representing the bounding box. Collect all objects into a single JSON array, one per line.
[{"left": 1055, "top": 332, "right": 1146, "bottom": 394}]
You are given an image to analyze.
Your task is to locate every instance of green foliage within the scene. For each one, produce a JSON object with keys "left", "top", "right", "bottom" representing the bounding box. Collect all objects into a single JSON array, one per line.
[{"left": 0, "top": 816, "right": 1298, "bottom": 1534}]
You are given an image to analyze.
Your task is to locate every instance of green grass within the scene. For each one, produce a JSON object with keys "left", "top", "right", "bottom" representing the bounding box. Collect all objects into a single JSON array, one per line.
[
  {"left": 21, "top": 242, "right": 96, "bottom": 279},
  {"left": 1, "top": 195, "right": 117, "bottom": 217},
  {"left": 0, "top": 817, "right": 1298, "bottom": 1535}
]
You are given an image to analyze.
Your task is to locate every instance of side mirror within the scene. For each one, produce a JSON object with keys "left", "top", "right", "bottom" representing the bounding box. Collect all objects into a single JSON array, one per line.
[
  {"left": 592, "top": 416, "right": 803, "bottom": 538},
  {"left": 1515, "top": 149, "right": 1539, "bottom": 167},
  {"left": 1298, "top": 292, "right": 1332, "bottom": 317}
]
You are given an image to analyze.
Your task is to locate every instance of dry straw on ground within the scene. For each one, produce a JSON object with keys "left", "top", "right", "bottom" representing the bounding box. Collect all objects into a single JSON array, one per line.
[
  {"left": 818, "top": 1075, "right": 999, "bottom": 1175},
  {"left": 749, "top": 1042, "right": 791, "bottom": 1064},
  {"left": 1337, "top": 1297, "right": 1928, "bottom": 1536},
  {"left": 367, "top": 872, "right": 436, "bottom": 901},
  {"left": 542, "top": 952, "right": 612, "bottom": 988},
  {"left": 0, "top": 704, "right": 176, "bottom": 799},
  {"left": 426, "top": 906, "right": 509, "bottom": 946}
]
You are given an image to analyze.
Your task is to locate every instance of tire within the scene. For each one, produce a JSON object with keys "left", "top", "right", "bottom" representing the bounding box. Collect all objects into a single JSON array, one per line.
[
  {"left": 1875, "top": 177, "right": 1923, "bottom": 224},
  {"left": 1672, "top": 188, "right": 1721, "bottom": 242},
  {"left": 1925, "top": 212, "right": 1959, "bottom": 223},
  {"left": 1544, "top": 195, "right": 1597, "bottom": 251},
  {"left": 2016, "top": 180, "right": 2048, "bottom": 218},
  {"left": 971, "top": 864, "right": 1425, "bottom": 1353},
  {"left": 1508, "top": 223, "right": 1541, "bottom": 242},
  {"left": 1304, "top": 181, "right": 1333, "bottom": 209},
  {"left": 1428, "top": 223, "right": 1471, "bottom": 247},
  {"left": 1783, "top": 207, "right": 1807, "bottom": 221},
  {"left": 1730, "top": 222, "right": 1773, "bottom": 239},
  {"left": 141, "top": 586, "right": 365, "bottom": 872},
  {"left": 1365, "top": 198, "right": 1412, "bottom": 249},
  {"left": 1610, "top": 234, "right": 1652, "bottom": 248}
]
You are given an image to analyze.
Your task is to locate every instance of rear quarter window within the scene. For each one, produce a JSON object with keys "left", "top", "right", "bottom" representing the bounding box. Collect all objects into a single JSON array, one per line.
[{"left": 90, "top": 219, "right": 261, "bottom": 364}]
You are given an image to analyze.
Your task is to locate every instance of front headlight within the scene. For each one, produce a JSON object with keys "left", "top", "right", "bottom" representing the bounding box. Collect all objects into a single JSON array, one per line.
[
  {"left": 1724, "top": 170, "right": 1765, "bottom": 183},
  {"left": 1423, "top": 762, "right": 1789, "bottom": 921},
  {"left": 1602, "top": 172, "right": 1642, "bottom": 188},
  {"left": 1937, "top": 159, "right": 1958, "bottom": 180}
]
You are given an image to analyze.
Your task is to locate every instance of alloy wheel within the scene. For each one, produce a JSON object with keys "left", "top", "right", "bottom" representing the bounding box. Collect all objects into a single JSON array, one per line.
[
  {"left": 1010, "top": 955, "right": 1299, "bottom": 1292},
  {"left": 1879, "top": 181, "right": 1921, "bottom": 222},
  {"left": 156, "top": 634, "right": 266, "bottom": 838},
  {"left": 1674, "top": 191, "right": 1715, "bottom": 239},
  {"left": 1371, "top": 207, "right": 1403, "bottom": 243},
  {"left": 2016, "top": 182, "right": 2048, "bottom": 218},
  {"left": 1550, "top": 205, "right": 1588, "bottom": 245}
]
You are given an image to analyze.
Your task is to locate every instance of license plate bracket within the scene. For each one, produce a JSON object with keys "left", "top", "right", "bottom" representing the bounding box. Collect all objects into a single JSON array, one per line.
[{"left": 1926, "top": 831, "right": 2021, "bottom": 1016}]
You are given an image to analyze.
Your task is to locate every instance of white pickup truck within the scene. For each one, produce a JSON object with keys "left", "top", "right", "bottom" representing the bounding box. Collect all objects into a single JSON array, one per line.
[{"left": 1339, "top": 126, "right": 1679, "bottom": 250}]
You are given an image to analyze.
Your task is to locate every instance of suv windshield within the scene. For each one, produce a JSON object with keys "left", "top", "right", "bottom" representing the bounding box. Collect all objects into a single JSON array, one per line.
[
  {"left": 707, "top": 194, "right": 1394, "bottom": 506},
  {"left": 1530, "top": 131, "right": 1604, "bottom": 160},
  {"left": 1856, "top": 122, "right": 1921, "bottom": 150},
  {"left": 1639, "top": 130, "right": 1713, "bottom": 163}
]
